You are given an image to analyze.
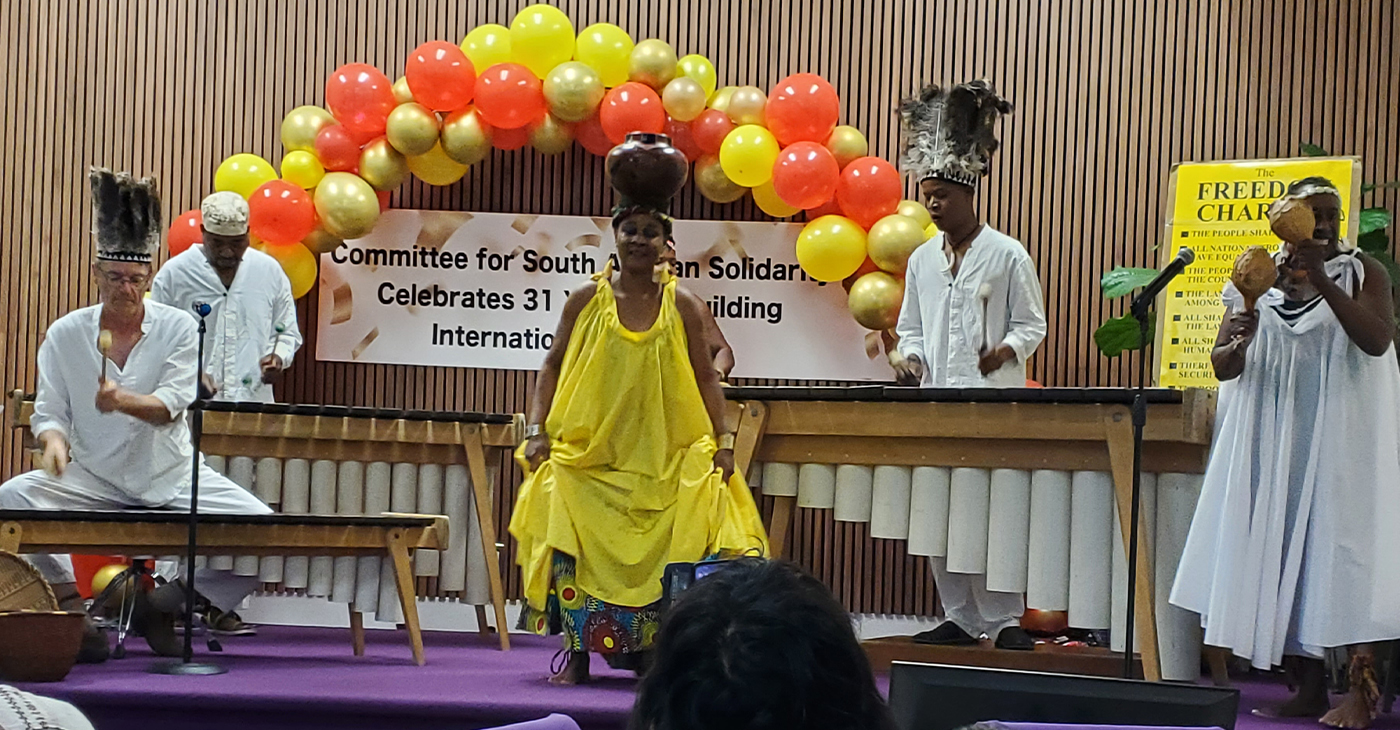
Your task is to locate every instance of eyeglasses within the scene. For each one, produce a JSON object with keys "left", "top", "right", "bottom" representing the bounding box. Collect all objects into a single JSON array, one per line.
[{"left": 99, "top": 271, "right": 149, "bottom": 286}]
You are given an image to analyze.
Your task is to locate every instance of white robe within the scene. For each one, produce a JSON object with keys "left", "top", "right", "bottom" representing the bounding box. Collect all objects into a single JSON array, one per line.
[{"left": 1170, "top": 251, "right": 1400, "bottom": 668}]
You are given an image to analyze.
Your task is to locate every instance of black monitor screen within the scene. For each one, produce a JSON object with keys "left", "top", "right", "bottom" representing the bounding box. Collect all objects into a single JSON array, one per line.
[{"left": 888, "top": 663, "right": 1238, "bottom": 730}]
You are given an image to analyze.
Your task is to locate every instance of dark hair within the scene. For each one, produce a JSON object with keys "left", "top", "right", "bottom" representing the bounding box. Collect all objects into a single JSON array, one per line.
[
  {"left": 629, "top": 559, "right": 897, "bottom": 730},
  {"left": 1287, "top": 176, "right": 1340, "bottom": 196},
  {"left": 612, "top": 205, "right": 674, "bottom": 238}
]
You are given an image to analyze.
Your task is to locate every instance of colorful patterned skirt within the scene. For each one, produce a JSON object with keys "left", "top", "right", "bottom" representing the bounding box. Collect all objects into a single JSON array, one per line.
[{"left": 519, "top": 551, "right": 660, "bottom": 656}]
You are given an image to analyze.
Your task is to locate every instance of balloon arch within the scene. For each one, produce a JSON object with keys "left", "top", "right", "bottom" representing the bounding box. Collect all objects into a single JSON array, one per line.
[{"left": 172, "top": 5, "right": 938, "bottom": 331}]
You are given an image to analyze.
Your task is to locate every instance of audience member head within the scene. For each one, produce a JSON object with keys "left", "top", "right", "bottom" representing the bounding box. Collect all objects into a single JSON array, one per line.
[{"left": 630, "top": 558, "right": 896, "bottom": 730}]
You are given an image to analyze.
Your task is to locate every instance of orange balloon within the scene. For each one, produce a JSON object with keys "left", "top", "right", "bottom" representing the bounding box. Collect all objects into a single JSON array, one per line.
[
  {"left": 575, "top": 114, "right": 614, "bottom": 156},
  {"left": 772, "top": 141, "right": 839, "bottom": 210},
  {"left": 835, "top": 156, "right": 902, "bottom": 229},
  {"left": 493, "top": 124, "right": 531, "bottom": 151},
  {"left": 324, "top": 63, "right": 396, "bottom": 138},
  {"left": 665, "top": 116, "right": 702, "bottom": 162},
  {"left": 248, "top": 180, "right": 316, "bottom": 245},
  {"left": 691, "top": 108, "right": 734, "bottom": 155},
  {"left": 314, "top": 125, "right": 362, "bottom": 172},
  {"left": 473, "top": 63, "right": 546, "bottom": 129},
  {"left": 377, "top": 190, "right": 392, "bottom": 212},
  {"left": 168, "top": 210, "right": 202, "bottom": 256},
  {"left": 599, "top": 82, "right": 665, "bottom": 143},
  {"left": 766, "top": 73, "right": 840, "bottom": 145},
  {"left": 405, "top": 41, "right": 477, "bottom": 112}
]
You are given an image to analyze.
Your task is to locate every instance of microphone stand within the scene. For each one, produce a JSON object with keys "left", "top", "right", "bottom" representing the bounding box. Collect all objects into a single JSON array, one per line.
[
  {"left": 152, "top": 303, "right": 226, "bottom": 675},
  {"left": 1121, "top": 294, "right": 1153, "bottom": 680}
]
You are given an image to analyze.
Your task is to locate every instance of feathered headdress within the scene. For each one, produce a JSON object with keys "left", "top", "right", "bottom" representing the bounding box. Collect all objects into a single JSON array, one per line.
[
  {"left": 90, "top": 167, "right": 161, "bottom": 263},
  {"left": 898, "top": 80, "right": 1014, "bottom": 188}
]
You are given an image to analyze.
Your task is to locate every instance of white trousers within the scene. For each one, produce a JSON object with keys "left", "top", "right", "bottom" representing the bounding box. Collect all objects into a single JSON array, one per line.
[
  {"left": 0, "top": 461, "right": 271, "bottom": 611},
  {"left": 930, "top": 556, "right": 1025, "bottom": 637}
]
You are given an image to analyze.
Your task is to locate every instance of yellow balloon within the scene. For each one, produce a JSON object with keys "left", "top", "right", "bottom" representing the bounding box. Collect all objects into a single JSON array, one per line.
[
  {"left": 847, "top": 271, "right": 905, "bottom": 330},
  {"left": 662, "top": 76, "right": 707, "bottom": 122},
  {"left": 718, "top": 124, "right": 780, "bottom": 188},
  {"left": 866, "top": 214, "right": 927, "bottom": 275},
  {"left": 392, "top": 76, "right": 415, "bottom": 104},
  {"left": 460, "top": 24, "right": 512, "bottom": 71},
  {"left": 796, "top": 215, "right": 867, "bottom": 282},
  {"left": 574, "top": 23, "right": 633, "bottom": 88},
  {"left": 530, "top": 115, "right": 574, "bottom": 155},
  {"left": 215, "top": 153, "right": 279, "bottom": 199},
  {"left": 407, "top": 141, "right": 468, "bottom": 186},
  {"left": 694, "top": 155, "right": 746, "bottom": 204},
  {"left": 628, "top": 39, "right": 677, "bottom": 90},
  {"left": 302, "top": 225, "right": 344, "bottom": 256},
  {"left": 708, "top": 85, "right": 737, "bottom": 112},
  {"left": 752, "top": 180, "right": 800, "bottom": 218},
  {"left": 544, "top": 62, "right": 605, "bottom": 123},
  {"left": 510, "top": 5, "right": 575, "bottom": 79},
  {"left": 385, "top": 102, "right": 441, "bottom": 157},
  {"left": 726, "top": 86, "right": 767, "bottom": 126},
  {"left": 826, "top": 125, "right": 868, "bottom": 169},
  {"left": 91, "top": 564, "right": 128, "bottom": 598},
  {"left": 280, "top": 106, "right": 335, "bottom": 154},
  {"left": 313, "top": 172, "right": 380, "bottom": 239},
  {"left": 266, "top": 242, "right": 319, "bottom": 299},
  {"left": 676, "top": 54, "right": 718, "bottom": 98},
  {"left": 280, "top": 151, "right": 325, "bottom": 189},
  {"left": 441, "top": 108, "right": 493, "bottom": 165},
  {"left": 896, "top": 199, "right": 933, "bottom": 230},
  {"left": 924, "top": 222, "right": 939, "bottom": 239},
  {"left": 359, "top": 138, "right": 410, "bottom": 191}
]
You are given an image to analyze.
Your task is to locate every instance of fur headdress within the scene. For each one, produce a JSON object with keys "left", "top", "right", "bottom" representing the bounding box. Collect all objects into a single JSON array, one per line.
[
  {"left": 90, "top": 167, "right": 161, "bottom": 263},
  {"left": 898, "top": 80, "right": 1014, "bottom": 188}
]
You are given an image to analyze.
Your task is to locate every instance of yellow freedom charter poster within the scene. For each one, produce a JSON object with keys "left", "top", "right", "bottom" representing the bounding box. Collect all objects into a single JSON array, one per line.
[{"left": 1156, "top": 157, "right": 1361, "bottom": 388}]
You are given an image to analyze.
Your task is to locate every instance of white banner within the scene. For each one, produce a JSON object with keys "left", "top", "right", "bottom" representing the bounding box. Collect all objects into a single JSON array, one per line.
[{"left": 316, "top": 210, "right": 890, "bottom": 381}]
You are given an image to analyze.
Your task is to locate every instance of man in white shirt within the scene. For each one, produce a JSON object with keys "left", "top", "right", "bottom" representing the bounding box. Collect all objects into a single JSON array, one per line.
[
  {"left": 0, "top": 169, "right": 271, "bottom": 661},
  {"left": 891, "top": 81, "right": 1047, "bottom": 651},
  {"left": 150, "top": 191, "right": 302, "bottom": 403}
]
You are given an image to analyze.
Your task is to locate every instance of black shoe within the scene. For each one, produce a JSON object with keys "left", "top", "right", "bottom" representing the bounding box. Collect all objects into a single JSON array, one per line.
[
  {"left": 912, "top": 622, "right": 979, "bottom": 646},
  {"left": 995, "top": 626, "right": 1036, "bottom": 651},
  {"left": 132, "top": 591, "right": 182, "bottom": 657},
  {"left": 76, "top": 620, "right": 110, "bottom": 664}
]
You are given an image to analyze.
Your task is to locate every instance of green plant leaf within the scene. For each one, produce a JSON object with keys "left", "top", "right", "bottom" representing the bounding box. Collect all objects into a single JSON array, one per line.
[
  {"left": 1100, "top": 267, "right": 1161, "bottom": 299},
  {"left": 1094, "top": 313, "right": 1154, "bottom": 357},
  {"left": 1360, "top": 207, "right": 1393, "bottom": 235},
  {"left": 1300, "top": 143, "right": 1330, "bottom": 157}
]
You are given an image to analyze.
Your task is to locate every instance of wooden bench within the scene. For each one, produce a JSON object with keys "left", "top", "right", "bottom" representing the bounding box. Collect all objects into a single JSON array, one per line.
[{"left": 0, "top": 509, "right": 446, "bottom": 665}]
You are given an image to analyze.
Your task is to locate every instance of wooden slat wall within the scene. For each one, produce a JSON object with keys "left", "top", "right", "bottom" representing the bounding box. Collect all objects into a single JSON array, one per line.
[{"left": 3, "top": 0, "right": 1397, "bottom": 616}]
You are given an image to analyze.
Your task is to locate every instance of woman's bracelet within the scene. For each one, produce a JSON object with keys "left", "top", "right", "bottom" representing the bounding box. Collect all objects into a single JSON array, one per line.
[{"left": 717, "top": 432, "right": 736, "bottom": 450}]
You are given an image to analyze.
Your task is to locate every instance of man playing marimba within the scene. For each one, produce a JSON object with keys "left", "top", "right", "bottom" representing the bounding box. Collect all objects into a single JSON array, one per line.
[
  {"left": 0, "top": 169, "right": 272, "bottom": 661},
  {"left": 890, "top": 81, "right": 1048, "bottom": 651},
  {"left": 151, "top": 191, "right": 302, "bottom": 403}
]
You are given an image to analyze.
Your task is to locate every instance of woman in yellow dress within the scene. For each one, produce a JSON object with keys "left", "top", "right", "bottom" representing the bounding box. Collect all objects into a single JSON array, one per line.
[{"left": 510, "top": 193, "right": 768, "bottom": 685}]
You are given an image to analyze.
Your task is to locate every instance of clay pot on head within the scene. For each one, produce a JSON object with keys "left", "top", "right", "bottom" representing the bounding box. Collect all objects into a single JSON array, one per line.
[{"left": 606, "top": 132, "right": 689, "bottom": 211}]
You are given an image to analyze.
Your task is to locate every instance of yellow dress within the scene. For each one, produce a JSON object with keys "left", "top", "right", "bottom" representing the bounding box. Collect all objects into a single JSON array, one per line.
[{"left": 509, "top": 268, "right": 768, "bottom": 619}]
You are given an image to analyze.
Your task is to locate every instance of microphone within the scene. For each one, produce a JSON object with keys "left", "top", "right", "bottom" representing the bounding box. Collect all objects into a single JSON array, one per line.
[
  {"left": 1129, "top": 247, "right": 1195, "bottom": 316},
  {"left": 191, "top": 301, "right": 212, "bottom": 318}
]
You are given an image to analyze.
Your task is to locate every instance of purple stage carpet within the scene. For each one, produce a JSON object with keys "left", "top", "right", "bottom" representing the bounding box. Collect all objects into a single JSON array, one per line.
[{"left": 13, "top": 625, "right": 1400, "bottom": 730}]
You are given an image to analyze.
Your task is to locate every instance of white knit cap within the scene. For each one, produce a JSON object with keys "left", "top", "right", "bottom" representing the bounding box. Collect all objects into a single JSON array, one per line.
[{"left": 201, "top": 191, "right": 249, "bottom": 236}]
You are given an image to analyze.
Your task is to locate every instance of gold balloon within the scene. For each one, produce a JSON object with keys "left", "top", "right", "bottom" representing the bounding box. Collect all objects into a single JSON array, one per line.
[
  {"left": 866, "top": 214, "right": 927, "bottom": 275},
  {"left": 314, "top": 172, "right": 380, "bottom": 239},
  {"left": 662, "top": 76, "right": 707, "bottom": 122},
  {"left": 407, "top": 141, "right": 468, "bottom": 186},
  {"left": 695, "top": 155, "right": 746, "bottom": 204},
  {"left": 302, "top": 225, "right": 344, "bottom": 255},
  {"left": 726, "top": 86, "right": 767, "bottom": 126},
  {"left": 385, "top": 102, "right": 440, "bottom": 157},
  {"left": 359, "top": 138, "right": 410, "bottom": 191},
  {"left": 392, "top": 76, "right": 415, "bottom": 104},
  {"left": 826, "top": 125, "right": 868, "bottom": 169},
  {"left": 543, "top": 61, "right": 605, "bottom": 123},
  {"left": 280, "top": 105, "right": 335, "bottom": 153},
  {"left": 924, "top": 222, "right": 939, "bottom": 239},
  {"left": 708, "top": 85, "right": 737, "bottom": 112},
  {"left": 530, "top": 115, "right": 574, "bottom": 155},
  {"left": 628, "top": 39, "right": 678, "bottom": 90},
  {"left": 91, "top": 564, "right": 129, "bottom": 598},
  {"left": 896, "top": 199, "right": 933, "bottom": 230},
  {"left": 847, "top": 271, "right": 905, "bottom": 330},
  {"left": 441, "top": 108, "right": 493, "bottom": 165}
]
